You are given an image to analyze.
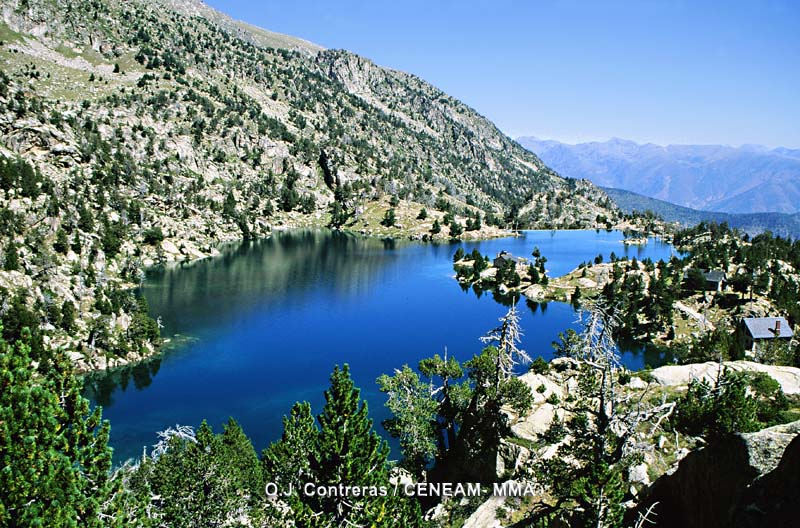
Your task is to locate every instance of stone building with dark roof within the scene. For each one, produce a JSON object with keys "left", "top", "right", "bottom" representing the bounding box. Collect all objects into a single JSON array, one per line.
[
  {"left": 493, "top": 251, "right": 526, "bottom": 268},
  {"left": 683, "top": 269, "right": 727, "bottom": 292},
  {"left": 742, "top": 316, "right": 794, "bottom": 354}
]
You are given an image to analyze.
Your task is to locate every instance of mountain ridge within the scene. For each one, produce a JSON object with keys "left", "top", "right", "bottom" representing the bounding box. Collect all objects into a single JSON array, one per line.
[
  {"left": 0, "top": 0, "right": 615, "bottom": 368},
  {"left": 518, "top": 136, "right": 800, "bottom": 214},
  {"left": 604, "top": 187, "right": 800, "bottom": 238}
]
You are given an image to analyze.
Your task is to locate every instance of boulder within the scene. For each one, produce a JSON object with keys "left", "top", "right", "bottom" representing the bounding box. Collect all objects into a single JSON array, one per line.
[
  {"left": 496, "top": 440, "right": 531, "bottom": 479},
  {"left": 462, "top": 493, "right": 506, "bottom": 528},
  {"left": 160, "top": 239, "right": 181, "bottom": 256},
  {"left": 628, "top": 463, "right": 650, "bottom": 486},
  {"left": 733, "top": 431, "right": 800, "bottom": 527},
  {"left": 518, "top": 372, "right": 566, "bottom": 403},
  {"left": 511, "top": 403, "right": 559, "bottom": 440},
  {"left": 524, "top": 284, "right": 546, "bottom": 300},
  {"left": 633, "top": 420, "right": 800, "bottom": 528}
]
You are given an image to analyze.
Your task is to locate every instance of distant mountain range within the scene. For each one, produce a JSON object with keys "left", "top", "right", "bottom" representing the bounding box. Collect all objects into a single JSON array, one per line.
[
  {"left": 603, "top": 187, "right": 800, "bottom": 239},
  {"left": 517, "top": 137, "right": 800, "bottom": 214}
]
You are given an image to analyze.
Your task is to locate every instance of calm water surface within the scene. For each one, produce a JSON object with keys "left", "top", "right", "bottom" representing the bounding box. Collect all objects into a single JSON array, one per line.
[{"left": 84, "top": 229, "right": 675, "bottom": 462}]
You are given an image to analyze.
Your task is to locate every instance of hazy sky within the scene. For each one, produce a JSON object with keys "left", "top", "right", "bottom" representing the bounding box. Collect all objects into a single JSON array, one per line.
[{"left": 205, "top": 0, "right": 800, "bottom": 148}]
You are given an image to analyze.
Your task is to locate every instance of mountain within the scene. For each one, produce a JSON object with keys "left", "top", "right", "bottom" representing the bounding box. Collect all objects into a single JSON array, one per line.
[
  {"left": 604, "top": 187, "right": 800, "bottom": 239},
  {"left": 517, "top": 137, "right": 800, "bottom": 214},
  {"left": 0, "top": 0, "right": 615, "bottom": 368}
]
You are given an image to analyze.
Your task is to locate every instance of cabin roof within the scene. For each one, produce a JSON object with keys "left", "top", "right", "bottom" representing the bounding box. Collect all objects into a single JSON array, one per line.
[
  {"left": 704, "top": 270, "right": 726, "bottom": 283},
  {"left": 494, "top": 251, "right": 525, "bottom": 264},
  {"left": 743, "top": 317, "right": 794, "bottom": 339}
]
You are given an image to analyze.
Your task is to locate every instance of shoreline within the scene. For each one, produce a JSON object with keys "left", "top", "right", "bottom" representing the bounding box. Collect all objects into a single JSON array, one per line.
[{"left": 76, "top": 221, "right": 663, "bottom": 375}]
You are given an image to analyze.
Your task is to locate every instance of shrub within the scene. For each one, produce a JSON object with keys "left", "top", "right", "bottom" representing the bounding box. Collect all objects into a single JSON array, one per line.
[
  {"left": 674, "top": 368, "right": 789, "bottom": 439},
  {"left": 142, "top": 226, "right": 164, "bottom": 245},
  {"left": 529, "top": 355, "right": 550, "bottom": 374}
]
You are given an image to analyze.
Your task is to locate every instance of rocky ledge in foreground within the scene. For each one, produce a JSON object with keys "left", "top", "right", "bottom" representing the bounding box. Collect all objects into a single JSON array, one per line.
[
  {"left": 461, "top": 358, "right": 800, "bottom": 527},
  {"left": 635, "top": 420, "right": 800, "bottom": 528}
]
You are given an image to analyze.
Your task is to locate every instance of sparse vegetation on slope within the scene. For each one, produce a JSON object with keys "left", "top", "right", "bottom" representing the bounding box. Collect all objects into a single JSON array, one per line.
[{"left": 0, "top": 0, "right": 615, "bottom": 369}]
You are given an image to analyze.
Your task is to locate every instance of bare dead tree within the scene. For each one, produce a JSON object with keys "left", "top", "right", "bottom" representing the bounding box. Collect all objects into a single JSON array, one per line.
[
  {"left": 529, "top": 301, "right": 674, "bottom": 528},
  {"left": 481, "top": 301, "right": 531, "bottom": 390}
]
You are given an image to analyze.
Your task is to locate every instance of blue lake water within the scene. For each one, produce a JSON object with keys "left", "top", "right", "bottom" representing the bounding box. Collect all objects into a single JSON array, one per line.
[{"left": 83, "top": 229, "right": 675, "bottom": 463}]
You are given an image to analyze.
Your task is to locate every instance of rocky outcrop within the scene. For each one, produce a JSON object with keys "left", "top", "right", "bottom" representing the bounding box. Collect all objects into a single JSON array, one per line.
[
  {"left": 467, "top": 357, "right": 800, "bottom": 526},
  {"left": 733, "top": 432, "right": 800, "bottom": 527},
  {"left": 649, "top": 361, "right": 800, "bottom": 395},
  {"left": 462, "top": 494, "right": 506, "bottom": 528},
  {"left": 633, "top": 420, "right": 800, "bottom": 528}
]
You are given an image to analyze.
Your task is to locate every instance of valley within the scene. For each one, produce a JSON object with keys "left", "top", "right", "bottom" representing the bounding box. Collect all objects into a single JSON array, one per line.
[{"left": 1, "top": 1, "right": 799, "bottom": 527}]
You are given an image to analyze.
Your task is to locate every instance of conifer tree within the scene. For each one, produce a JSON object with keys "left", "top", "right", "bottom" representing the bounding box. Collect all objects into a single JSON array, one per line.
[
  {"left": 328, "top": 200, "right": 348, "bottom": 228},
  {"left": 530, "top": 304, "right": 674, "bottom": 527},
  {"left": 377, "top": 365, "right": 439, "bottom": 474},
  {"left": 262, "top": 402, "right": 317, "bottom": 493},
  {"left": 312, "top": 365, "right": 389, "bottom": 499},
  {"left": 264, "top": 365, "right": 425, "bottom": 526},
  {"left": 54, "top": 227, "right": 69, "bottom": 254},
  {"left": 381, "top": 208, "right": 397, "bottom": 227},
  {"left": 131, "top": 418, "right": 263, "bottom": 527},
  {"left": 0, "top": 329, "right": 122, "bottom": 527}
]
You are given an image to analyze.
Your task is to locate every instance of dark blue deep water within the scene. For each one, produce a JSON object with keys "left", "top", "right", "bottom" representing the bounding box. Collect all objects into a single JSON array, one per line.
[{"left": 84, "top": 229, "right": 675, "bottom": 463}]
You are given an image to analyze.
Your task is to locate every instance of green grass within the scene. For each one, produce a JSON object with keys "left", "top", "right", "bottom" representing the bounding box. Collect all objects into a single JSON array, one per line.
[
  {"left": 506, "top": 436, "right": 539, "bottom": 451},
  {"left": 0, "top": 21, "right": 24, "bottom": 43}
]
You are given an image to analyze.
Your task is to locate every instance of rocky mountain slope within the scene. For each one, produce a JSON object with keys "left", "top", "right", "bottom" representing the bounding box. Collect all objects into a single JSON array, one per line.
[
  {"left": 519, "top": 136, "right": 800, "bottom": 214},
  {"left": 0, "top": 0, "right": 616, "bottom": 369}
]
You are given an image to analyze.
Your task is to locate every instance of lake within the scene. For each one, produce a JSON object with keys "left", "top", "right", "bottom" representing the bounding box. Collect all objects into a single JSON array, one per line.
[{"left": 83, "top": 229, "right": 675, "bottom": 463}]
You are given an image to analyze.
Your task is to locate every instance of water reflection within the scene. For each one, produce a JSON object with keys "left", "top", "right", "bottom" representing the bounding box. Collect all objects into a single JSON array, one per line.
[
  {"left": 84, "top": 358, "right": 162, "bottom": 407},
  {"left": 141, "top": 231, "right": 409, "bottom": 336}
]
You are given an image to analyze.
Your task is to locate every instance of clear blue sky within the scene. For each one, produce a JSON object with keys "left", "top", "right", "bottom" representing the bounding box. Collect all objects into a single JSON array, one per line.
[{"left": 205, "top": 0, "right": 800, "bottom": 148}]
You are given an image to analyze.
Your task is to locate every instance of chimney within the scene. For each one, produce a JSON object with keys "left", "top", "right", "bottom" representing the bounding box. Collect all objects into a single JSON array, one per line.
[{"left": 775, "top": 320, "right": 781, "bottom": 334}]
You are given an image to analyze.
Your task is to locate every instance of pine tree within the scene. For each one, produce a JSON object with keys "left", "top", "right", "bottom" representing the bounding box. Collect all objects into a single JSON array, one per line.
[
  {"left": 77, "top": 204, "right": 94, "bottom": 232},
  {"left": 262, "top": 402, "right": 317, "bottom": 493},
  {"left": 381, "top": 208, "right": 396, "bottom": 227},
  {"left": 313, "top": 365, "right": 389, "bottom": 495},
  {"left": 3, "top": 241, "right": 19, "bottom": 270},
  {"left": 377, "top": 365, "right": 439, "bottom": 474},
  {"left": 528, "top": 263, "right": 540, "bottom": 284},
  {"left": 53, "top": 227, "right": 69, "bottom": 254},
  {"left": 449, "top": 220, "right": 463, "bottom": 238},
  {"left": 530, "top": 304, "right": 674, "bottom": 527},
  {"left": 279, "top": 184, "right": 299, "bottom": 212},
  {"left": 61, "top": 300, "right": 77, "bottom": 331},
  {"left": 572, "top": 285, "right": 581, "bottom": 307},
  {"left": 222, "top": 189, "right": 237, "bottom": 218},
  {"left": 328, "top": 200, "right": 348, "bottom": 228},
  {"left": 264, "top": 365, "right": 425, "bottom": 526},
  {"left": 0, "top": 330, "right": 122, "bottom": 526},
  {"left": 131, "top": 419, "right": 262, "bottom": 527}
]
